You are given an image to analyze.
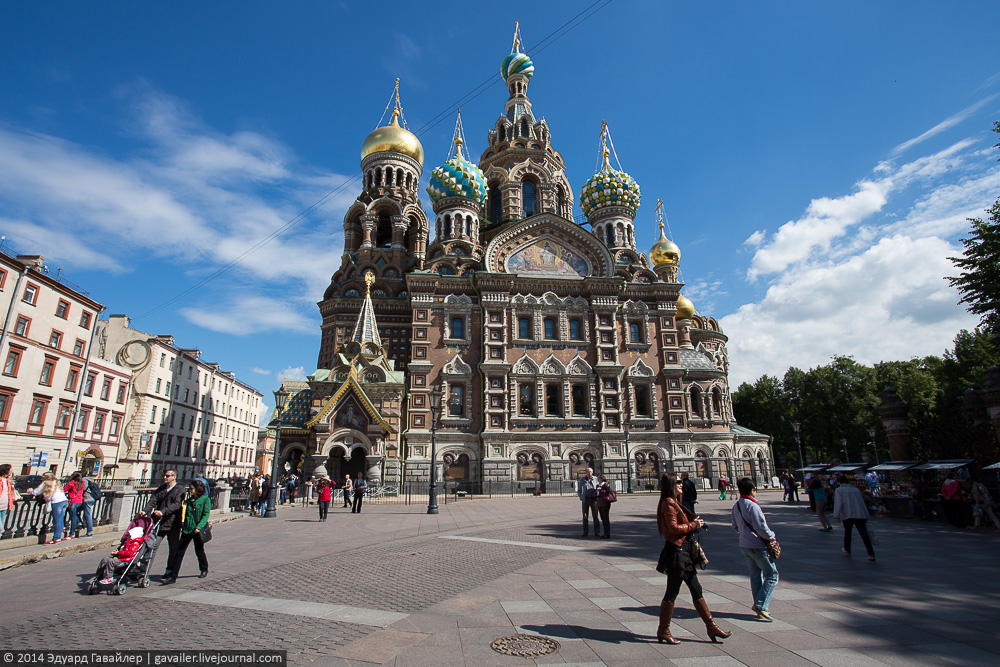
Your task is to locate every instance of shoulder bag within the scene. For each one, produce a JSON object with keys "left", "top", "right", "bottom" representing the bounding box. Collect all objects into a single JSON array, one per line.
[
  {"left": 737, "top": 503, "right": 780, "bottom": 559},
  {"left": 200, "top": 523, "right": 213, "bottom": 543}
]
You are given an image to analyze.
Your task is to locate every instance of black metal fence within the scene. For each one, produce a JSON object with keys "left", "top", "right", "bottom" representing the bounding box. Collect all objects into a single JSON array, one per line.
[{"left": 0, "top": 491, "right": 115, "bottom": 542}]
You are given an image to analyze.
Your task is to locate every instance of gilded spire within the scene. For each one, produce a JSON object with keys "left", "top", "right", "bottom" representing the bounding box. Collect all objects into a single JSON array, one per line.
[
  {"left": 600, "top": 120, "right": 610, "bottom": 170},
  {"left": 350, "top": 271, "right": 383, "bottom": 348},
  {"left": 512, "top": 20, "right": 522, "bottom": 53}
]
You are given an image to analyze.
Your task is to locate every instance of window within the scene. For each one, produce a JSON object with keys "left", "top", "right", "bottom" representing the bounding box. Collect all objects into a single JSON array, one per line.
[
  {"left": 40, "top": 360, "right": 55, "bottom": 386},
  {"left": 448, "top": 385, "right": 465, "bottom": 416},
  {"left": 184, "top": 388, "right": 189, "bottom": 402},
  {"left": 522, "top": 180, "right": 536, "bottom": 216},
  {"left": 449, "top": 316, "right": 464, "bottom": 339},
  {"left": 0, "top": 393, "right": 11, "bottom": 424},
  {"left": 543, "top": 317, "right": 557, "bottom": 340},
  {"left": 159, "top": 353, "right": 165, "bottom": 368},
  {"left": 519, "top": 384, "right": 534, "bottom": 416},
  {"left": 629, "top": 322, "right": 641, "bottom": 343},
  {"left": 77, "top": 411, "right": 88, "bottom": 432},
  {"left": 14, "top": 316, "right": 29, "bottom": 336},
  {"left": 489, "top": 185, "right": 502, "bottom": 222},
  {"left": 57, "top": 404, "right": 72, "bottom": 429},
  {"left": 55, "top": 300, "right": 69, "bottom": 318},
  {"left": 100, "top": 378, "right": 111, "bottom": 401},
  {"left": 545, "top": 385, "right": 561, "bottom": 416},
  {"left": 116, "top": 383, "right": 126, "bottom": 403},
  {"left": 3, "top": 349, "right": 21, "bottom": 377},
  {"left": 150, "top": 406, "right": 156, "bottom": 424},
  {"left": 48, "top": 330, "right": 62, "bottom": 349},
  {"left": 66, "top": 367, "right": 79, "bottom": 391},
  {"left": 635, "top": 386, "right": 651, "bottom": 417},
  {"left": 93, "top": 412, "right": 105, "bottom": 434},
  {"left": 518, "top": 317, "right": 531, "bottom": 339},
  {"left": 84, "top": 373, "right": 96, "bottom": 397},
  {"left": 80, "top": 311, "right": 92, "bottom": 329},
  {"left": 110, "top": 415, "right": 120, "bottom": 437},
  {"left": 155, "top": 378, "right": 161, "bottom": 393},
  {"left": 22, "top": 283, "right": 38, "bottom": 305},
  {"left": 569, "top": 319, "right": 582, "bottom": 340},
  {"left": 28, "top": 398, "right": 47, "bottom": 426},
  {"left": 73, "top": 339, "right": 85, "bottom": 356},
  {"left": 572, "top": 385, "right": 587, "bottom": 416}
]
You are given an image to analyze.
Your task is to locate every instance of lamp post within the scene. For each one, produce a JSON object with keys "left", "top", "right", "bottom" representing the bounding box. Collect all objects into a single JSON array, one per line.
[
  {"left": 427, "top": 389, "right": 442, "bottom": 515},
  {"left": 792, "top": 422, "right": 804, "bottom": 470},
  {"left": 263, "top": 387, "right": 289, "bottom": 519},
  {"left": 840, "top": 437, "right": 849, "bottom": 462},
  {"left": 868, "top": 427, "right": 879, "bottom": 464}
]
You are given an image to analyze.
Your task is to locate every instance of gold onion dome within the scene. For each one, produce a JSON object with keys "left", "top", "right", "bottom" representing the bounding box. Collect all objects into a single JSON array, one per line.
[
  {"left": 360, "top": 109, "right": 424, "bottom": 164},
  {"left": 650, "top": 223, "right": 680, "bottom": 266},
  {"left": 675, "top": 294, "right": 696, "bottom": 320}
]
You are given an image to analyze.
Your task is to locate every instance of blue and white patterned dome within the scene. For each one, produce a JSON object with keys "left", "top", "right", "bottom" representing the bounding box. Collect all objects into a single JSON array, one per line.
[
  {"left": 501, "top": 51, "right": 534, "bottom": 83},
  {"left": 426, "top": 152, "right": 487, "bottom": 205},
  {"left": 580, "top": 164, "right": 641, "bottom": 216}
]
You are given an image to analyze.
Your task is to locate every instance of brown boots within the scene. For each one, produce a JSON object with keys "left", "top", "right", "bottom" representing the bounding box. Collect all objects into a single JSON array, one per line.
[
  {"left": 656, "top": 600, "right": 681, "bottom": 644},
  {"left": 693, "top": 597, "right": 732, "bottom": 642}
]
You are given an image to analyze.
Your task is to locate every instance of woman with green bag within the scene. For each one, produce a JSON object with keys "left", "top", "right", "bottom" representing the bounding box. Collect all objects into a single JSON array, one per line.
[{"left": 171, "top": 479, "right": 211, "bottom": 581}]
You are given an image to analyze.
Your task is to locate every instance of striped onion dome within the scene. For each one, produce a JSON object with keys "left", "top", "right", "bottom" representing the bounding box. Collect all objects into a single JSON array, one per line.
[{"left": 501, "top": 50, "right": 534, "bottom": 82}]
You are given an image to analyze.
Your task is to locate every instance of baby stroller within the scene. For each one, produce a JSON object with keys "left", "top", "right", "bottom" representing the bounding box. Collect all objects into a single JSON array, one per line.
[{"left": 87, "top": 515, "right": 160, "bottom": 595}]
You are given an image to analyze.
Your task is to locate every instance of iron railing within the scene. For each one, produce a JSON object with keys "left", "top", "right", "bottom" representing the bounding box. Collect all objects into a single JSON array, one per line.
[{"left": 1, "top": 491, "right": 114, "bottom": 542}]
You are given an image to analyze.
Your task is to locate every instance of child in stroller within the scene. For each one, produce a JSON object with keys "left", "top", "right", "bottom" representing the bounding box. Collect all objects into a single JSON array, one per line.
[{"left": 89, "top": 515, "right": 159, "bottom": 595}]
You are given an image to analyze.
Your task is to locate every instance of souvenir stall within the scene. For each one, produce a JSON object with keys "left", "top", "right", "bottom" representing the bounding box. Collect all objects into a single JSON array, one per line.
[
  {"left": 866, "top": 461, "right": 921, "bottom": 518},
  {"left": 912, "top": 459, "right": 976, "bottom": 525}
]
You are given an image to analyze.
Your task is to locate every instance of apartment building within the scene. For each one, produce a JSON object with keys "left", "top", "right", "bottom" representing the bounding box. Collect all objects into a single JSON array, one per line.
[
  {"left": 95, "top": 315, "right": 262, "bottom": 483},
  {"left": 0, "top": 253, "right": 131, "bottom": 475}
]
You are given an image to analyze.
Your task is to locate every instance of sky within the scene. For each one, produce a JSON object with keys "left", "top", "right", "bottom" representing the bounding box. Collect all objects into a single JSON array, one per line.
[{"left": 1, "top": 1, "right": 999, "bottom": 425}]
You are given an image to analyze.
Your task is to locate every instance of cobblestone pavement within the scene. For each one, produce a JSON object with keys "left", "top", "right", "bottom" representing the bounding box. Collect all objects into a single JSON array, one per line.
[{"left": 1, "top": 491, "right": 999, "bottom": 666}]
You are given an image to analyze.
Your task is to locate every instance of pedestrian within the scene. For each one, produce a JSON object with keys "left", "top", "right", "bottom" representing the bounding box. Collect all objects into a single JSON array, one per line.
[
  {"left": 94, "top": 525, "right": 145, "bottom": 585},
  {"left": 259, "top": 474, "right": 272, "bottom": 515},
  {"left": 832, "top": 476, "right": 876, "bottom": 561},
  {"left": 810, "top": 474, "right": 833, "bottom": 531},
  {"left": 718, "top": 477, "right": 728, "bottom": 500},
  {"left": 576, "top": 467, "right": 601, "bottom": 537},
  {"left": 0, "top": 464, "right": 16, "bottom": 534},
  {"left": 941, "top": 471, "right": 965, "bottom": 528},
  {"left": 63, "top": 471, "right": 86, "bottom": 540},
  {"left": 731, "top": 476, "right": 780, "bottom": 622},
  {"left": 969, "top": 477, "right": 999, "bottom": 533},
  {"left": 286, "top": 473, "right": 298, "bottom": 505},
  {"left": 30, "top": 472, "right": 68, "bottom": 545},
  {"left": 352, "top": 472, "right": 367, "bottom": 513},
  {"left": 81, "top": 473, "right": 100, "bottom": 537},
  {"left": 680, "top": 471, "right": 697, "bottom": 513},
  {"left": 248, "top": 474, "right": 261, "bottom": 516},
  {"left": 594, "top": 475, "right": 613, "bottom": 539},
  {"left": 790, "top": 475, "right": 800, "bottom": 503},
  {"left": 342, "top": 475, "right": 353, "bottom": 508},
  {"left": 170, "top": 479, "right": 210, "bottom": 581},
  {"left": 141, "top": 469, "right": 186, "bottom": 584},
  {"left": 316, "top": 476, "right": 333, "bottom": 521},
  {"left": 654, "top": 472, "right": 731, "bottom": 644}
]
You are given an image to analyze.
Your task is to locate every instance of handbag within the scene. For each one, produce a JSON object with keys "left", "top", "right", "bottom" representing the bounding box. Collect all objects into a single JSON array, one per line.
[
  {"left": 738, "top": 503, "right": 780, "bottom": 559},
  {"left": 200, "top": 523, "right": 213, "bottom": 543},
  {"left": 600, "top": 486, "right": 617, "bottom": 504}
]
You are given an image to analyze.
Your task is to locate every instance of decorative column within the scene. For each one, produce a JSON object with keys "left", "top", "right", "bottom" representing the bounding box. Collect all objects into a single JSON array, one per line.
[{"left": 877, "top": 387, "right": 913, "bottom": 460}]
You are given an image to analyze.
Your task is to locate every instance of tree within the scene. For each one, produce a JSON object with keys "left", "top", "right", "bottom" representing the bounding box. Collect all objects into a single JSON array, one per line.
[{"left": 948, "top": 121, "right": 1000, "bottom": 333}]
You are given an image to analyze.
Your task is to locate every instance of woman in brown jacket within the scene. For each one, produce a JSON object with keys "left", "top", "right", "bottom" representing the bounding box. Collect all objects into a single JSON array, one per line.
[{"left": 655, "top": 472, "right": 733, "bottom": 645}]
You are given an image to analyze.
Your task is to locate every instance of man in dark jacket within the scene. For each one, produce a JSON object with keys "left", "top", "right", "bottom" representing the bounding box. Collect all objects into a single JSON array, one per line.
[
  {"left": 680, "top": 472, "right": 698, "bottom": 513},
  {"left": 142, "top": 470, "right": 186, "bottom": 584}
]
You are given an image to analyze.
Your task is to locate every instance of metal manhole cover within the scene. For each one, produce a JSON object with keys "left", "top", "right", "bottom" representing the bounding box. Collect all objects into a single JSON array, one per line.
[{"left": 490, "top": 634, "right": 560, "bottom": 658}]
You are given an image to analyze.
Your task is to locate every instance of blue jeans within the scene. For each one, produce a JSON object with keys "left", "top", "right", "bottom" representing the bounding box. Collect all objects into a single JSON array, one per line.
[
  {"left": 740, "top": 547, "right": 779, "bottom": 612},
  {"left": 81, "top": 500, "right": 95, "bottom": 535},
  {"left": 68, "top": 502, "right": 82, "bottom": 535},
  {"left": 0, "top": 508, "right": 8, "bottom": 534},
  {"left": 50, "top": 501, "right": 68, "bottom": 541}
]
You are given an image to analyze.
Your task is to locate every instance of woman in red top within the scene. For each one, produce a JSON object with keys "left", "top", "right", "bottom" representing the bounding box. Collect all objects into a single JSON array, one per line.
[
  {"left": 654, "top": 472, "right": 733, "bottom": 645},
  {"left": 316, "top": 477, "right": 334, "bottom": 522},
  {"left": 63, "top": 471, "right": 87, "bottom": 540}
]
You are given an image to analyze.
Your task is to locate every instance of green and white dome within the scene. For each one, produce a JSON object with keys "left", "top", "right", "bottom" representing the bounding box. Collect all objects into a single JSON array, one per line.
[
  {"left": 501, "top": 51, "right": 534, "bottom": 83},
  {"left": 580, "top": 163, "right": 641, "bottom": 216},
  {"left": 426, "top": 144, "right": 487, "bottom": 205}
]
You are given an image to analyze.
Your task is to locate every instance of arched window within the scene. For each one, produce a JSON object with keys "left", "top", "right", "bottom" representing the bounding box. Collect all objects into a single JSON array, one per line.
[
  {"left": 375, "top": 168, "right": 382, "bottom": 187},
  {"left": 376, "top": 214, "right": 393, "bottom": 247},
  {"left": 545, "top": 385, "right": 561, "bottom": 416},
  {"left": 498, "top": 126, "right": 506, "bottom": 142},
  {"left": 522, "top": 180, "right": 537, "bottom": 217},
  {"left": 606, "top": 225, "right": 614, "bottom": 246},
  {"left": 543, "top": 317, "right": 556, "bottom": 340},
  {"left": 712, "top": 387, "right": 723, "bottom": 417},
  {"left": 568, "top": 319, "right": 582, "bottom": 340},
  {"left": 397, "top": 168, "right": 404, "bottom": 187},
  {"left": 520, "top": 119, "right": 529, "bottom": 137},
  {"left": 518, "top": 317, "right": 531, "bottom": 339},
  {"left": 557, "top": 186, "right": 566, "bottom": 216},
  {"left": 450, "top": 316, "right": 464, "bottom": 339},
  {"left": 629, "top": 322, "right": 641, "bottom": 343},
  {"left": 444, "top": 215, "right": 452, "bottom": 238},
  {"left": 519, "top": 384, "right": 534, "bottom": 416},
  {"left": 406, "top": 172, "right": 412, "bottom": 189},
  {"left": 634, "top": 385, "right": 650, "bottom": 417},
  {"left": 691, "top": 387, "right": 702, "bottom": 417},
  {"left": 571, "top": 385, "right": 587, "bottom": 416},
  {"left": 448, "top": 384, "right": 464, "bottom": 416},
  {"left": 489, "top": 185, "right": 502, "bottom": 223}
]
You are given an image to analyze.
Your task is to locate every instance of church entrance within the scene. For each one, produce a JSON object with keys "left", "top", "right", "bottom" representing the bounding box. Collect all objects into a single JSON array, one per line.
[{"left": 326, "top": 446, "right": 369, "bottom": 483}]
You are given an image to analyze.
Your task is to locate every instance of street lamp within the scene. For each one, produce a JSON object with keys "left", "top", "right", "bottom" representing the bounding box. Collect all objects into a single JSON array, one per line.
[
  {"left": 792, "top": 422, "right": 804, "bottom": 470},
  {"left": 840, "top": 437, "right": 849, "bottom": 462},
  {"left": 868, "top": 427, "right": 879, "bottom": 465},
  {"left": 263, "top": 387, "right": 289, "bottom": 519},
  {"left": 427, "top": 389, "right": 442, "bottom": 515}
]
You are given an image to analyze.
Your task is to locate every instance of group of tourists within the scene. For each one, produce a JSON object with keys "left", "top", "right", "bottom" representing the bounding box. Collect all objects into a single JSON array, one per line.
[
  {"left": 314, "top": 472, "right": 368, "bottom": 519},
  {"left": 14, "top": 467, "right": 102, "bottom": 544}
]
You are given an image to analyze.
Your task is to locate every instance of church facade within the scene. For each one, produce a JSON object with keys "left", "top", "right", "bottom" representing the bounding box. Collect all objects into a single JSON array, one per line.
[{"left": 271, "top": 33, "right": 773, "bottom": 492}]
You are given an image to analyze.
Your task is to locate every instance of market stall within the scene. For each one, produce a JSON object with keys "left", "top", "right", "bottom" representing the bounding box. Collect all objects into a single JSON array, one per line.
[
  {"left": 866, "top": 461, "right": 921, "bottom": 517},
  {"left": 912, "top": 459, "right": 976, "bottom": 526}
]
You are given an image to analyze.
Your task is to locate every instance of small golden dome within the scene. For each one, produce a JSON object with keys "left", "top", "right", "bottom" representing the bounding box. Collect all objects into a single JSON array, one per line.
[
  {"left": 651, "top": 234, "right": 680, "bottom": 266},
  {"left": 360, "top": 111, "right": 424, "bottom": 164},
  {"left": 675, "top": 294, "right": 695, "bottom": 320}
]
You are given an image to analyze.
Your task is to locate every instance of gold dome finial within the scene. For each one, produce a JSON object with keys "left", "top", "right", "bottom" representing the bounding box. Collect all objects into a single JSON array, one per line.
[
  {"left": 600, "top": 120, "right": 610, "bottom": 170},
  {"left": 512, "top": 20, "right": 522, "bottom": 52},
  {"left": 364, "top": 271, "right": 375, "bottom": 294},
  {"left": 650, "top": 198, "right": 681, "bottom": 266},
  {"left": 360, "top": 79, "right": 424, "bottom": 163}
]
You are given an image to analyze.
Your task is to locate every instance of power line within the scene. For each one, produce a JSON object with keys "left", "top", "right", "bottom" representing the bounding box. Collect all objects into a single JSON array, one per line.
[{"left": 134, "top": 0, "right": 617, "bottom": 322}]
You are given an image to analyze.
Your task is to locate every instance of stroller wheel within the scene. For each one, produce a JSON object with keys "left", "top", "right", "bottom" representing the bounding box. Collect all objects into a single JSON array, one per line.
[
  {"left": 113, "top": 582, "right": 126, "bottom": 596},
  {"left": 88, "top": 581, "right": 100, "bottom": 596},
  {"left": 138, "top": 575, "right": 150, "bottom": 588}
]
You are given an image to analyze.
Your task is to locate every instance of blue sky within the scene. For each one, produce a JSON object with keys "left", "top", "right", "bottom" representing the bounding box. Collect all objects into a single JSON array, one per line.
[{"left": 2, "top": 1, "right": 999, "bottom": 423}]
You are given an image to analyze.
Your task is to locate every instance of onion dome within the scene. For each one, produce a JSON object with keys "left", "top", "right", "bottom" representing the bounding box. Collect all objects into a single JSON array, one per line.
[
  {"left": 361, "top": 108, "right": 424, "bottom": 164},
  {"left": 501, "top": 50, "right": 534, "bottom": 82},
  {"left": 675, "top": 294, "right": 696, "bottom": 320},
  {"left": 650, "top": 220, "right": 680, "bottom": 266},
  {"left": 580, "top": 153, "right": 641, "bottom": 216},
  {"left": 426, "top": 137, "right": 487, "bottom": 205}
]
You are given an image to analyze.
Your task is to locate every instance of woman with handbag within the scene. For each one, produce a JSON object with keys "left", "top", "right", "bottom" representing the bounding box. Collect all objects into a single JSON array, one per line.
[
  {"left": 594, "top": 475, "right": 614, "bottom": 539},
  {"left": 654, "top": 472, "right": 732, "bottom": 645},
  {"left": 63, "top": 471, "right": 86, "bottom": 539},
  {"left": 30, "top": 472, "right": 68, "bottom": 545},
  {"left": 170, "top": 479, "right": 211, "bottom": 581},
  {"left": 731, "top": 477, "right": 780, "bottom": 621}
]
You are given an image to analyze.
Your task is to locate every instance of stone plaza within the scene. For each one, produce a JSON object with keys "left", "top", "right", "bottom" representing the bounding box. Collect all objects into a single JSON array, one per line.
[{"left": 1, "top": 490, "right": 997, "bottom": 666}]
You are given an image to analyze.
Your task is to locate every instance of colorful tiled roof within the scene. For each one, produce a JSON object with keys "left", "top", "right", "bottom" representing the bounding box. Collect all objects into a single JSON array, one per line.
[
  {"left": 581, "top": 162, "right": 641, "bottom": 216},
  {"left": 269, "top": 384, "right": 311, "bottom": 429},
  {"left": 427, "top": 153, "right": 487, "bottom": 205}
]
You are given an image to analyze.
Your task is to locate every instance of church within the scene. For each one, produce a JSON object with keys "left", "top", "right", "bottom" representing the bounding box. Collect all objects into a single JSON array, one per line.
[{"left": 270, "top": 29, "right": 773, "bottom": 493}]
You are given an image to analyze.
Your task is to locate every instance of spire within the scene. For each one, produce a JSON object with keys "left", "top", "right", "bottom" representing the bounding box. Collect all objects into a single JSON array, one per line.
[
  {"left": 511, "top": 20, "right": 522, "bottom": 53},
  {"left": 350, "top": 271, "right": 383, "bottom": 348},
  {"left": 450, "top": 109, "right": 468, "bottom": 161},
  {"left": 600, "top": 120, "right": 610, "bottom": 171}
]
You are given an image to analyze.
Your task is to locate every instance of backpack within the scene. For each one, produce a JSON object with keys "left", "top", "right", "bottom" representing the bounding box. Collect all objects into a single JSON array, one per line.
[{"left": 86, "top": 479, "right": 102, "bottom": 502}]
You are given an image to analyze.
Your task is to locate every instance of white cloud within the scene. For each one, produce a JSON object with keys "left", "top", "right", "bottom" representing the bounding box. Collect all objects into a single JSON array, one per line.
[
  {"left": 251, "top": 367, "right": 271, "bottom": 375},
  {"left": 180, "top": 294, "right": 316, "bottom": 336},
  {"left": 279, "top": 366, "right": 308, "bottom": 382},
  {"left": 890, "top": 95, "right": 996, "bottom": 157}
]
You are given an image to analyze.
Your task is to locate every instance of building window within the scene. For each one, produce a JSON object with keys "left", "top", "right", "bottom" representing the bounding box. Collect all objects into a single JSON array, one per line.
[
  {"left": 93, "top": 412, "right": 105, "bottom": 434},
  {"left": 77, "top": 411, "right": 88, "bottom": 432},
  {"left": 40, "top": 360, "right": 55, "bottom": 386},
  {"left": 572, "top": 385, "right": 587, "bottom": 416},
  {"left": 84, "top": 373, "right": 96, "bottom": 397},
  {"left": 0, "top": 392, "right": 10, "bottom": 426},
  {"left": 691, "top": 387, "right": 702, "bottom": 417},
  {"left": 49, "top": 331, "right": 62, "bottom": 349},
  {"left": 110, "top": 415, "right": 120, "bottom": 437},
  {"left": 518, "top": 317, "right": 531, "bottom": 339},
  {"left": 155, "top": 378, "right": 162, "bottom": 393},
  {"left": 543, "top": 317, "right": 557, "bottom": 340},
  {"left": 57, "top": 404, "right": 72, "bottom": 429},
  {"left": 73, "top": 339, "right": 85, "bottom": 356},
  {"left": 545, "top": 385, "right": 561, "bottom": 416},
  {"left": 569, "top": 319, "right": 582, "bottom": 340},
  {"left": 150, "top": 406, "right": 156, "bottom": 424},
  {"left": 101, "top": 378, "right": 111, "bottom": 401},
  {"left": 488, "top": 184, "right": 501, "bottom": 222},
  {"left": 448, "top": 384, "right": 465, "bottom": 416},
  {"left": 3, "top": 349, "right": 21, "bottom": 377},
  {"left": 522, "top": 180, "right": 537, "bottom": 217},
  {"left": 14, "top": 316, "right": 29, "bottom": 336},
  {"left": 56, "top": 300, "right": 69, "bottom": 318},
  {"left": 22, "top": 283, "right": 38, "bottom": 305},
  {"left": 449, "top": 316, "right": 464, "bottom": 339},
  {"left": 629, "top": 322, "right": 641, "bottom": 343},
  {"left": 519, "top": 384, "right": 535, "bottom": 416},
  {"left": 80, "top": 311, "right": 92, "bottom": 328},
  {"left": 634, "top": 385, "right": 651, "bottom": 417},
  {"left": 66, "top": 368, "right": 79, "bottom": 391},
  {"left": 29, "top": 398, "right": 48, "bottom": 426}
]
